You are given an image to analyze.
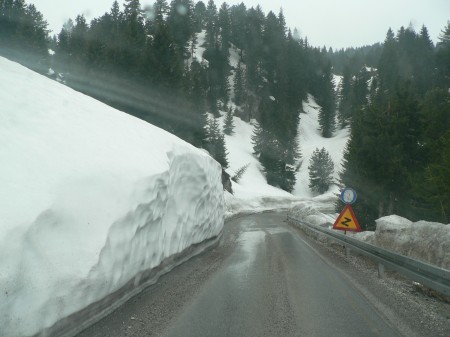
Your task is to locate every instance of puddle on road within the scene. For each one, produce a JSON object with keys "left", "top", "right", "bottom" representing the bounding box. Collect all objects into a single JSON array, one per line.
[
  {"left": 226, "top": 231, "right": 265, "bottom": 283},
  {"left": 238, "top": 231, "right": 266, "bottom": 258},
  {"left": 265, "top": 227, "right": 289, "bottom": 235}
]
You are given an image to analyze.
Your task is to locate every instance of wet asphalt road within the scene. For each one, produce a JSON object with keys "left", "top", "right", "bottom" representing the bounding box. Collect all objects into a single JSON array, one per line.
[{"left": 78, "top": 212, "right": 403, "bottom": 337}]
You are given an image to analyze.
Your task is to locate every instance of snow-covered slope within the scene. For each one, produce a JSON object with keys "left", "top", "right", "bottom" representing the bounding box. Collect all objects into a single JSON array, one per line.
[
  {"left": 222, "top": 117, "right": 297, "bottom": 216},
  {"left": 293, "top": 94, "right": 349, "bottom": 198},
  {"left": 219, "top": 37, "right": 349, "bottom": 214},
  {"left": 220, "top": 94, "right": 349, "bottom": 216},
  {"left": 0, "top": 57, "right": 223, "bottom": 337}
]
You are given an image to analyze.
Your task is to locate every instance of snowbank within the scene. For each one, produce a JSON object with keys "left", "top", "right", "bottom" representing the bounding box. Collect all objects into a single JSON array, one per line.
[
  {"left": 289, "top": 201, "right": 449, "bottom": 270},
  {"left": 0, "top": 57, "right": 224, "bottom": 337},
  {"left": 288, "top": 196, "right": 337, "bottom": 227},
  {"left": 371, "top": 216, "right": 450, "bottom": 270}
]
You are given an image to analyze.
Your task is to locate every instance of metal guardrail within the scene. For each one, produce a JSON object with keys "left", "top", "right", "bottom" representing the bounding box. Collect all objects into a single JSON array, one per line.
[{"left": 287, "top": 216, "right": 450, "bottom": 298}]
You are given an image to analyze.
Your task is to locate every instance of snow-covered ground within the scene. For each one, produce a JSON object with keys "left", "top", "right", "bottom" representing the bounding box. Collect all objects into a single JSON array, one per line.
[
  {"left": 293, "top": 94, "right": 349, "bottom": 198},
  {"left": 221, "top": 116, "right": 299, "bottom": 217},
  {"left": 0, "top": 57, "right": 223, "bottom": 337},
  {"left": 289, "top": 203, "right": 450, "bottom": 270},
  {"left": 219, "top": 94, "right": 349, "bottom": 217}
]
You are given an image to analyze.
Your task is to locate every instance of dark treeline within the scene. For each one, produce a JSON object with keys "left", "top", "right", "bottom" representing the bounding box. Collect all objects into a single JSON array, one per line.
[
  {"left": 1, "top": 0, "right": 333, "bottom": 193},
  {"left": 1, "top": 1, "right": 449, "bottom": 225},
  {"left": 326, "top": 44, "right": 383, "bottom": 76},
  {"left": 335, "top": 24, "right": 450, "bottom": 227},
  {"left": 0, "top": 0, "right": 49, "bottom": 72}
]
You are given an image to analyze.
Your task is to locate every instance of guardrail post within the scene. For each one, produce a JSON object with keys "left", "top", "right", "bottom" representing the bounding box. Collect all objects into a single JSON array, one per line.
[
  {"left": 345, "top": 245, "right": 350, "bottom": 259},
  {"left": 378, "top": 263, "right": 385, "bottom": 279}
]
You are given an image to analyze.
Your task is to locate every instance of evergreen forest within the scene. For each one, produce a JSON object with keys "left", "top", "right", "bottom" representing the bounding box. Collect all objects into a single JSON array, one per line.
[{"left": 0, "top": 0, "right": 449, "bottom": 227}]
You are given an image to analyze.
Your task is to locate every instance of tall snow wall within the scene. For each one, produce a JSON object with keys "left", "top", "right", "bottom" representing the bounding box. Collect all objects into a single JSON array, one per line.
[{"left": 0, "top": 57, "right": 224, "bottom": 337}]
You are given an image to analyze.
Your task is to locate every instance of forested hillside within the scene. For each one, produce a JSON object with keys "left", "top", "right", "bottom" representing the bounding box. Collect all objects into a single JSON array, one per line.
[
  {"left": 1, "top": 0, "right": 449, "bottom": 226},
  {"left": 335, "top": 25, "right": 450, "bottom": 227}
]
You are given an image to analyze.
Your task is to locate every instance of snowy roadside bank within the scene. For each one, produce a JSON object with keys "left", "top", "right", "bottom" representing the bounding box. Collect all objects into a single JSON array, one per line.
[
  {"left": 0, "top": 57, "right": 224, "bottom": 337},
  {"left": 288, "top": 202, "right": 450, "bottom": 270},
  {"left": 35, "top": 234, "right": 222, "bottom": 337}
]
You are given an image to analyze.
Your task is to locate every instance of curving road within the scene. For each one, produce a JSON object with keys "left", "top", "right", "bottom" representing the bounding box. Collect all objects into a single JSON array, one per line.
[{"left": 78, "top": 212, "right": 404, "bottom": 337}]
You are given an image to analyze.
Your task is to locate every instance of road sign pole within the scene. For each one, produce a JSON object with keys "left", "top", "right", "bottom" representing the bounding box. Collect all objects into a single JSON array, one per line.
[
  {"left": 378, "top": 263, "right": 385, "bottom": 279},
  {"left": 344, "top": 230, "right": 351, "bottom": 258}
]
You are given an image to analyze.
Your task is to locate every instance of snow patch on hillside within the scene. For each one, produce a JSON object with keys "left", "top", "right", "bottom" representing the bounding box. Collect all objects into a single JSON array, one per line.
[
  {"left": 293, "top": 94, "right": 349, "bottom": 198},
  {"left": 189, "top": 30, "right": 207, "bottom": 65},
  {"left": 220, "top": 115, "right": 297, "bottom": 216},
  {"left": 333, "top": 74, "right": 343, "bottom": 89}
]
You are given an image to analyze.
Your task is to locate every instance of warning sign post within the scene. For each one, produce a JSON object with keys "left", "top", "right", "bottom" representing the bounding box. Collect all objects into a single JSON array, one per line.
[{"left": 333, "top": 204, "right": 362, "bottom": 232}]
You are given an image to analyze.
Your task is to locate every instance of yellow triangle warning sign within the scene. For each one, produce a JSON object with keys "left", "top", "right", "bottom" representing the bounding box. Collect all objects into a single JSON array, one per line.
[{"left": 333, "top": 204, "right": 362, "bottom": 232}]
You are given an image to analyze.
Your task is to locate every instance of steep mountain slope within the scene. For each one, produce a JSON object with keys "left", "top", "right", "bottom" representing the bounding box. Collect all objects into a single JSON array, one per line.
[{"left": 219, "top": 37, "right": 349, "bottom": 211}]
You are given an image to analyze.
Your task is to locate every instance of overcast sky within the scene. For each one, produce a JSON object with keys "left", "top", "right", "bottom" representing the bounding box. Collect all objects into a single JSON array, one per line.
[{"left": 31, "top": 0, "right": 449, "bottom": 49}]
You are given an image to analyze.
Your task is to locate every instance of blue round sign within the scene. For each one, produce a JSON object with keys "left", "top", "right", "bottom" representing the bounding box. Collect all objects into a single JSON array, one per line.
[{"left": 340, "top": 188, "right": 357, "bottom": 204}]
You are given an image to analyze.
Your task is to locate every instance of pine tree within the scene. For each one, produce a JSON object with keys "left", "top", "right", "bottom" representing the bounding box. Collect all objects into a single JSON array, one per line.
[
  {"left": 308, "top": 147, "right": 334, "bottom": 194},
  {"left": 122, "top": 0, "right": 145, "bottom": 76},
  {"left": 218, "top": 2, "right": 231, "bottom": 52},
  {"left": 338, "top": 82, "right": 424, "bottom": 226},
  {"left": 251, "top": 121, "right": 264, "bottom": 155},
  {"left": 151, "top": 21, "right": 183, "bottom": 87},
  {"left": 411, "top": 88, "right": 450, "bottom": 222},
  {"left": 232, "top": 163, "right": 250, "bottom": 183},
  {"left": 154, "top": 0, "right": 169, "bottom": 20},
  {"left": 244, "top": 6, "right": 264, "bottom": 91},
  {"left": 317, "top": 62, "right": 336, "bottom": 138},
  {"left": 436, "top": 22, "right": 450, "bottom": 88},
  {"left": 192, "top": 1, "right": 206, "bottom": 32},
  {"left": 423, "top": 132, "right": 450, "bottom": 223},
  {"left": 378, "top": 28, "right": 399, "bottom": 95},
  {"left": 223, "top": 108, "right": 235, "bottom": 135},
  {"left": 233, "top": 60, "right": 245, "bottom": 105},
  {"left": 205, "top": 0, "right": 217, "bottom": 47},
  {"left": 188, "top": 59, "right": 207, "bottom": 146},
  {"left": 167, "top": 0, "right": 194, "bottom": 57},
  {"left": 0, "top": 0, "right": 50, "bottom": 71},
  {"left": 71, "top": 15, "right": 89, "bottom": 66},
  {"left": 229, "top": 2, "right": 246, "bottom": 49},
  {"left": 206, "top": 117, "right": 229, "bottom": 168},
  {"left": 337, "top": 65, "right": 352, "bottom": 128}
]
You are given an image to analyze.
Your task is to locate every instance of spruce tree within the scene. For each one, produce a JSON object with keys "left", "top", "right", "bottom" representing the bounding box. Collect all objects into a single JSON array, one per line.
[
  {"left": 251, "top": 121, "right": 264, "bottom": 155},
  {"left": 167, "top": 0, "right": 194, "bottom": 57},
  {"left": 223, "top": 108, "right": 235, "bottom": 135},
  {"left": 205, "top": 0, "right": 217, "bottom": 47},
  {"left": 218, "top": 2, "right": 231, "bottom": 52},
  {"left": 206, "top": 117, "right": 229, "bottom": 168},
  {"left": 233, "top": 60, "right": 245, "bottom": 105},
  {"left": 436, "top": 22, "right": 450, "bottom": 88},
  {"left": 308, "top": 147, "right": 334, "bottom": 194},
  {"left": 317, "top": 62, "right": 336, "bottom": 138},
  {"left": 0, "top": 0, "right": 50, "bottom": 71},
  {"left": 122, "top": 0, "right": 145, "bottom": 77},
  {"left": 337, "top": 65, "right": 352, "bottom": 128},
  {"left": 193, "top": 1, "right": 206, "bottom": 32},
  {"left": 423, "top": 132, "right": 450, "bottom": 223},
  {"left": 232, "top": 163, "right": 250, "bottom": 183}
]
